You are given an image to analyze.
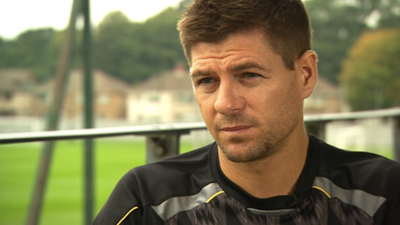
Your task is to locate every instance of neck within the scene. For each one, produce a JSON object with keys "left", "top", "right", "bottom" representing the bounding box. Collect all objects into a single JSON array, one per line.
[{"left": 219, "top": 129, "right": 309, "bottom": 199}]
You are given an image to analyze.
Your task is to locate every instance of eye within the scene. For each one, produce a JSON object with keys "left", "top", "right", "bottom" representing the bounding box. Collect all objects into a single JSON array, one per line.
[
  {"left": 198, "top": 77, "right": 214, "bottom": 85},
  {"left": 243, "top": 72, "right": 260, "bottom": 78}
]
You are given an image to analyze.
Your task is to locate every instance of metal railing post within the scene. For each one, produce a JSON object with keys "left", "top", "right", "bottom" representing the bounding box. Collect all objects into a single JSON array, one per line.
[
  {"left": 81, "top": 0, "right": 95, "bottom": 224},
  {"left": 145, "top": 131, "right": 189, "bottom": 163},
  {"left": 25, "top": 1, "right": 81, "bottom": 225},
  {"left": 393, "top": 116, "right": 400, "bottom": 162}
]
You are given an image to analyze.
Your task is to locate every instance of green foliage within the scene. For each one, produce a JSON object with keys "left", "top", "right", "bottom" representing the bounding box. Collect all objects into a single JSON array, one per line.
[
  {"left": 305, "top": 0, "right": 367, "bottom": 83},
  {"left": 92, "top": 11, "right": 139, "bottom": 82},
  {"left": 0, "top": 28, "right": 60, "bottom": 82},
  {"left": 93, "top": 8, "right": 186, "bottom": 84},
  {"left": 365, "top": 0, "right": 400, "bottom": 28},
  {"left": 305, "top": 0, "right": 400, "bottom": 83},
  {"left": 1, "top": 7, "right": 186, "bottom": 85},
  {"left": 0, "top": 37, "right": 5, "bottom": 67},
  {"left": 340, "top": 28, "right": 400, "bottom": 111},
  {"left": 1, "top": 0, "right": 399, "bottom": 85}
]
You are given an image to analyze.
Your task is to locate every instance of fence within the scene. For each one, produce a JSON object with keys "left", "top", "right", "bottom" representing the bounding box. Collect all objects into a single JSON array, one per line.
[{"left": 2, "top": 107, "right": 399, "bottom": 161}]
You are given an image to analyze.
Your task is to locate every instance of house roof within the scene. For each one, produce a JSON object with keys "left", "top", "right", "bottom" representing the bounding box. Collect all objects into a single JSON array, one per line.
[
  {"left": 39, "top": 68, "right": 132, "bottom": 94},
  {"left": 132, "top": 67, "right": 192, "bottom": 91},
  {"left": 0, "top": 69, "right": 34, "bottom": 92},
  {"left": 68, "top": 69, "right": 132, "bottom": 93}
]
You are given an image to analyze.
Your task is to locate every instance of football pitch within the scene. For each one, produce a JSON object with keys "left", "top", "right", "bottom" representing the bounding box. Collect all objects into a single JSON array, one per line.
[
  {"left": 0, "top": 138, "right": 393, "bottom": 225},
  {"left": 0, "top": 138, "right": 194, "bottom": 225}
]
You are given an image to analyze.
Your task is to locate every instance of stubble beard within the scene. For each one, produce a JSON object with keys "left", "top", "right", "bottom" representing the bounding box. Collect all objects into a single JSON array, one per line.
[
  {"left": 211, "top": 113, "right": 285, "bottom": 163},
  {"left": 215, "top": 116, "right": 299, "bottom": 163},
  {"left": 219, "top": 134, "right": 277, "bottom": 163},
  {"left": 211, "top": 100, "right": 301, "bottom": 164}
]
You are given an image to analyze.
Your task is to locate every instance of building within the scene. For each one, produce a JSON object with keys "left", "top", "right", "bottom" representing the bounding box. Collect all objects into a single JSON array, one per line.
[
  {"left": 41, "top": 69, "right": 131, "bottom": 120},
  {"left": 304, "top": 77, "right": 348, "bottom": 114},
  {"left": 0, "top": 69, "right": 45, "bottom": 117},
  {"left": 127, "top": 66, "right": 201, "bottom": 124}
]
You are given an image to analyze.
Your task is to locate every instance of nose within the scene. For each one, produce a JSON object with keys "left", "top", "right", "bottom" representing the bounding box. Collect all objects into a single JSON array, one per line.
[{"left": 214, "top": 82, "right": 245, "bottom": 115}]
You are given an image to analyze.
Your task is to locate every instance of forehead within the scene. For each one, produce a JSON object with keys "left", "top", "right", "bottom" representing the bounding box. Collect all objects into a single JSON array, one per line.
[{"left": 190, "top": 29, "right": 276, "bottom": 69}]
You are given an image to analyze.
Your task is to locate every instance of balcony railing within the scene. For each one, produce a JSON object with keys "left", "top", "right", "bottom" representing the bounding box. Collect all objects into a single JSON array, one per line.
[{"left": 2, "top": 108, "right": 400, "bottom": 162}]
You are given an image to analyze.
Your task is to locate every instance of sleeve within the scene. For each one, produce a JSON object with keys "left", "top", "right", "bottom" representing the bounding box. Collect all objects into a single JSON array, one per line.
[{"left": 93, "top": 170, "right": 144, "bottom": 225}]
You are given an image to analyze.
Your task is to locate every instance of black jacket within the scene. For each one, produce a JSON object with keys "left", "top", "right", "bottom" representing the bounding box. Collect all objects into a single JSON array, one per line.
[{"left": 94, "top": 136, "right": 400, "bottom": 224}]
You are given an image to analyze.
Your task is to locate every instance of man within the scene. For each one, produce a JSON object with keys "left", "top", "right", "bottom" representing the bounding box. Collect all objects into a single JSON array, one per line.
[{"left": 94, "top": 0, "right": 400, "bottom": 224}]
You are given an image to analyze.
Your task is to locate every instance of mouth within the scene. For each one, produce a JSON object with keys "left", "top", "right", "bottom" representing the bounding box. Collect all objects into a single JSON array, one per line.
[{"left": 220, "top": 126, "right": 251, "bottom": 132}]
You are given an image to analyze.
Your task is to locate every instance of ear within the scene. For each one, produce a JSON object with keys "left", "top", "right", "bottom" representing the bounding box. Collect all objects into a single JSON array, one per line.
[{"left": 295, "top": 50, "right": 318, "bottom": 99}]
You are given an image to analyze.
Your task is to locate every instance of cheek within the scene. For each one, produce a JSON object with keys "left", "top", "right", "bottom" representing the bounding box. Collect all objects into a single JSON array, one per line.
[
  {"left": 195, "top": 94, "right": 215, "bottom": 118},
  {"left": 195, "top": 93, "right": 206, "bottom": 109},
  {"left": 247, "top": 88, "right": 274, "bottom": 107},
  {"left": 254, "top": 85, "right": 298, "bottom": 113}
]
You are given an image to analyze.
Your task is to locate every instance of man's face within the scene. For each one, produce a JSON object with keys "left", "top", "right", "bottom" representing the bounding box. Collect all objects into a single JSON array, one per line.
[{"left": 190, "top": 29, "right": 307, "bottom": 162}]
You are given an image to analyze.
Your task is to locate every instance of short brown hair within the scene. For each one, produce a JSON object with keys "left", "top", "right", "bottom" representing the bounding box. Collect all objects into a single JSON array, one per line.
[{"left": 177, "top": 0, "right": 312, "bottom": 69}]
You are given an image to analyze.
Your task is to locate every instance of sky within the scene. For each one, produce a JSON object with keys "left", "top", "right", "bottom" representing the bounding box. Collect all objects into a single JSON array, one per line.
[{"left": 0, "top": 0, "right": 182, "bottom": 39}]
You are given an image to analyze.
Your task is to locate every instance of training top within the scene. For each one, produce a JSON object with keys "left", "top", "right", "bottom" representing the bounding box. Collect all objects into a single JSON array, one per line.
[{"left": 93, "top": 135, "right": 400, "bottom": 225}]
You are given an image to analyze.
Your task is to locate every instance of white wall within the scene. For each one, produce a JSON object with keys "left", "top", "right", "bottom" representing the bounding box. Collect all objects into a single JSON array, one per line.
[
  {"left": 325, "top": 117, "right": 393, "bottom": 152},
  {"left": 127, "top": 91, "right": 201, "bottom": 124}
]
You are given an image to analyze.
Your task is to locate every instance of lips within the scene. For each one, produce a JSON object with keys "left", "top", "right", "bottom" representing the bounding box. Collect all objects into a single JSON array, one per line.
[{"left": 220, "top": 126, "right": 250, "bottom": 132}]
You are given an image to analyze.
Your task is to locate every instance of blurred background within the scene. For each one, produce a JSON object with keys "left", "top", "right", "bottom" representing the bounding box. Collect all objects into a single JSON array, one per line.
[{"left": 0, "top": 0, "right": 399, "bottom": 224}]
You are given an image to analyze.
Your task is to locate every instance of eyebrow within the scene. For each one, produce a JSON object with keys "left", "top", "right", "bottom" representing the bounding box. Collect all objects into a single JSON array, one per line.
[
  {"left": 228, "top": 62, "right": 269, "bottom": 73},
  {"left": 190, "top": 61, "right": 269, "bottom": 79},
  {"left": 190, "top": 69, "right": 213, "bottom": 79}
]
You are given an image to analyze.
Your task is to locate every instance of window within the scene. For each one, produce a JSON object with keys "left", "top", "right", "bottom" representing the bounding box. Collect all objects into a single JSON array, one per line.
[
  {"left": 177, "top": 93, "right": 194, "bottom": 103},
  {"left": 99, "top": 94, "right": 109, "bottom": 105},
  {"left": 148, "top": 93, "right": 160, "bottom": 102}
]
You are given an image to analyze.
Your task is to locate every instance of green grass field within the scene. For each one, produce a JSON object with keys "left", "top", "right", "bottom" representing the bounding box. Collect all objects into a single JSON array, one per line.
[
  {"left": 0, "top": 138, "right": 194, "bottom": 225},
  {"left": 0, "top": 138, "right": 394, "bottom": 225}
]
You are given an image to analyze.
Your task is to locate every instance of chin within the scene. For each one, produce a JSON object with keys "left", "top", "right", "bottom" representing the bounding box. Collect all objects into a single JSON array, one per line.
[{"left": 218, "top": 140, "right": 274, "bottom": 163}]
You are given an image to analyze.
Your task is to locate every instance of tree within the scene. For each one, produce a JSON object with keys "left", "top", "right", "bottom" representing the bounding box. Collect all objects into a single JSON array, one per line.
[
  {"left": 134, "top": 7, "right": 187, "bottom": 78},
  {"left": 0, "top": 28, "right": 59, "bottom": 82},
  {"left": 340, "top": 28, "right": 400, "bottom": 111},
  {"left": 0, "top": 37, "right": 5, "bottom": 67},
  {"left": 93, "top": 11, "right": 139, "bottom": 82},
  {"left": 305, "top": 0, "right": 368, "bottom": 83},
  {"left": 305, "top": 0, "right": 400, "bottom": 83},
  {"left": 93, "top": 9, "right": 186, "bottom": 84},
  {"left": 356, "top": 0, "right": 400, "bottom": 28}
]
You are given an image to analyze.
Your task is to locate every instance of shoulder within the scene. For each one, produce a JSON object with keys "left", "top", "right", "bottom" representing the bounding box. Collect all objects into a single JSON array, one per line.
[
  {"left": 315, "top": 136, "right": 400, "bottom": 179},
  {"left": 314, "top": 137, "right": 400, "bottom": 202},
  {"left": 94, "top": 143, "right": 218, "bottom": 225},
  {"left": 121, "top": 142, "right": 217, "bottom": 205},
  {"left": 133, "top": 142, "right": 215, "bottom": 180}
]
